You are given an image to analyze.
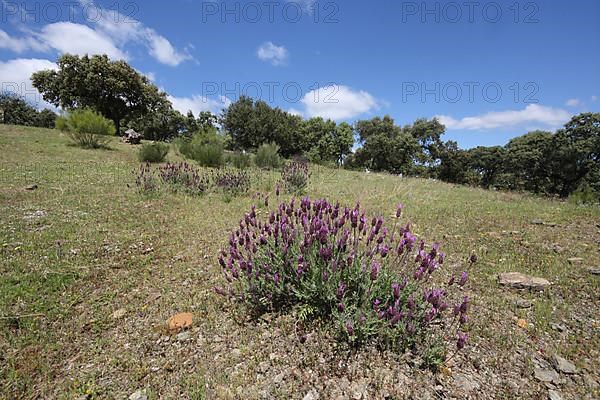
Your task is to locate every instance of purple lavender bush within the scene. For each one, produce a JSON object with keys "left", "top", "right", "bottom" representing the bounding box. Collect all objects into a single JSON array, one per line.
[
  {"left": 218, "top": 198, "right": 470, "bottom": 358},
  {"left": 133, "top": 162, "right": 159, "bottom": 194},
  {"left": 280, "top": 160, "right": 311, "bottom": 194},
  {"left": 212, "top": 169, "right": 251, "bottom": 196},
  {"left": 158, "top": 162, "right": 210, "bottom": 195}
]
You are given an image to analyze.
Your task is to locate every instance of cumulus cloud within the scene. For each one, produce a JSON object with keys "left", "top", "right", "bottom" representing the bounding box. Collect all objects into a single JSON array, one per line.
[
  {"left": 169, "top": 94, "right": 231, "bottom": 116},
  {"left": 257, "top": 42, "right": 289, "bottom": 66},
  {"left": 0, "top": 29, "right": 48, "bottom": 53},
  {"left": 301, "top": 85, "right": 379, "bottom": 120},
  {"left": 436, "top": 104, "right": 572, "bottom": 130},
  {"left": 0, "top": 1, "right": 192, "bottom": 66},
  {"left": 592, "top": 95, "right": 598, "bottom": 102},
  {"left": 39, "top": 22, "right": 128, "bottom": 60},
  {"left": 0, "top": 58, "right": 58, "bottom": 108},
  {"left": 565, "top": 98, "right": 582, "bottom": 107}
]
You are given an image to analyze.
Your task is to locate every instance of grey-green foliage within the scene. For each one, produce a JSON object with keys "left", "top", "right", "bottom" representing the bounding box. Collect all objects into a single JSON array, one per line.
[
  {"left": 138, "top": 142, "right": 169, "bottom": 163},
  {"left": 177, "top": 128, "right": 224, "bottom": 167},
  {"left": 56, "top": 108, "right": 115, "bottom": 148},
  {"left": 255, "top": 142, "right": 282, "bottom": 169}
]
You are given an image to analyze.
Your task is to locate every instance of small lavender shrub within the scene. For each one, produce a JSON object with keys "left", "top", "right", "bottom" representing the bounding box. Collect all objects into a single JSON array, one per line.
[
  {"left": 281, "top": 160, "right": 311, "bottom": 194},
  {"left": 212, "top": 169, "right": 251, "bottom": 196},
  {"left": 158, "top": 162, "right": 210, "bottom": 195},
  {"left": 218, "top": 199, "right": 470, "bottom": 356},
  {"left": 133, "top": 163, "right": 159, "bottom": 194}
]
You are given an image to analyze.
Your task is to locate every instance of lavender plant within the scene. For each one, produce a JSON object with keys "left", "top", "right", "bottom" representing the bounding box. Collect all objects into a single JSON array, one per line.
[
  {"left": 212, "top": 169, "right": 251, "bottom": 196},
  {"left": 218, "top": 198, "right": 470, "bottom": 357},
  {"left": 158, "top": 162, "right": 210, "bottom": 195},
  {"left": 133, "top": 163, "right": 159, "bottom": 194},
  {"left": 280, "top": 160, "right": 311, "bottom": 194}
]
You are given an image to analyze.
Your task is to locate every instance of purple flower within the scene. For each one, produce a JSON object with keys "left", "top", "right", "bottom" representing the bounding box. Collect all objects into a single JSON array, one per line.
[
  {"left": 448, "top": 273, "right": 455, "bottom": 286},
  {"left": 336, "top": 282, "right": 347, "bottom": 299},
  {"left": 457, "top": 332, "right": 468, "bottom": 350},
  {"left": 370, "top": 261, "right": 380, "bottom": 281},
  {"left": 337, "top": 303, "right": 345, "bottom": 312},
  {"left": 346, "top": 320, "right": 354, "bottom": 336},
  {"left": 392, "top": 282, "right": 401, "bottom": 300},
  {"left": 396, "top": 203, "right": 404, "bottom": 218},
  {"left": 459, "top": 271, "right": 468, "bottom": 286}
]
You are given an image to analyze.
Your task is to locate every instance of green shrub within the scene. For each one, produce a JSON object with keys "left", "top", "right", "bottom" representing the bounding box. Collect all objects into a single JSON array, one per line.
[
  {"left": 178, "top": 129, "right": 224, "bottom": 167},
  {"left": 227, "top": 151, "right": 252, "bottom": 169},
  {"left": 569, "top": 182, "right": 599, "bottom": 205},
  {"left": 138, "top": 142, "right": 169, "bottom": 163},
  {"left": 255, "top": 142, "right": 282, "bottom": 169},
  {"left": 56, "top": 109, "right": 115, "bottom": 148}
]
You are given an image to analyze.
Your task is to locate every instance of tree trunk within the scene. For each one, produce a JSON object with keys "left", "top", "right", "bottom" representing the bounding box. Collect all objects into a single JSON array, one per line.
[{"left": 115, "top": 118, "right": 121, "bottom": 136}]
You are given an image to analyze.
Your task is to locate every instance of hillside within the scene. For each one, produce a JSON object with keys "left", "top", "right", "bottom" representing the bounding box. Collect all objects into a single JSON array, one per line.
[{"left": 0, "top": 125, "right": 598, "bottom": 399}]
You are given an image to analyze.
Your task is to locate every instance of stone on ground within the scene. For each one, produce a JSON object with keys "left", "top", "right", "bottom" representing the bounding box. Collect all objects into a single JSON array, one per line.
[
  {"left": 552, "top": 355, "right": 577, "bottom": 374},
  {"left": 498, "top": 272, "right": 551, "bottom": 290}
]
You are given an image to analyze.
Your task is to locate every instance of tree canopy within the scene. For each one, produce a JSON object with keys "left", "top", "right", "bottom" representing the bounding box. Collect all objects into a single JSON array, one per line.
[{"left": 32, "top": 54, "right": 167, "bottom": 134}]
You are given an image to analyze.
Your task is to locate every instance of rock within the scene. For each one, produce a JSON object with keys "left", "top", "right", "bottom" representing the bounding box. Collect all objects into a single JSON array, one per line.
[
  {"left": 567, "top": 257, "right": 584, "bottom": 264},
  {"left": 123, "top": 128, "right": 142, "bottom": 144},
  {"left": 531, "top": 219, "right": 544, "bottom": 225},
  {"left": 129, "top": 390, "right": 147, "bottom": 400},
  {"left": 587, "top": 267, "right": 600, "bottom": 275},
  {"left": 230, "top": 348, "right": 242, "bottom": 359},
  {"left": 498, "top": 272, "right": 551, "bottom": 290},
  {"left": 584, "top": 374, "right": 599, "bottom": 389},
  {"left": 176, "top": 331, "right": 191, "bottom": 342},
  {"left": 516, "top": 299, "right": 533, "bottom": 309},
  {"left": 454, "top": 373, "right": 480, "bottom": 392},
  {"left": 166, "top": 312, "right": 193, "bottom": 332},
  {"left": 534, "top": 368, "right": 560, "bottom": 384},
  {"left": 548, "top": 389, "right": 563, "bottom": 400},
  {"left": 303, "top": 389, "right": 320, "bottom": 400},
  {"left": 350, "top": 380, "right": 368, "bottom": 399},
  {"left": 25, "top": 184, "right": 38, "bottom": 191},
  {"left": 112, "top": 308, "right": 126, "bottom": 320},
  {"left": 552, "top": 355, "right": 577, "bottom": 374},
  {"left": 550, "top": 323, "right": 567, "bottom": 332}
]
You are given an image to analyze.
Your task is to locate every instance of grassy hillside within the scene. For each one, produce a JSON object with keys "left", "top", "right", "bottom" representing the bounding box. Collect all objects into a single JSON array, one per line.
[{"left": 1, "top": 125, "right": 598, "bottom": 399}]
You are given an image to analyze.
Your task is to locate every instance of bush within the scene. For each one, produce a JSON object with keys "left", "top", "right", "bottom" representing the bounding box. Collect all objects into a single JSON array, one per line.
[
  {"left": 56, "top": 109, "right": 115, "bottom": 148},
  {"left": 178, "top": 129, "right": 224, "bottom": 167},
  {"left": 227, "top": 151, "right": 252, "bottom": 169},
  {"left": 138, "top": 142, "right": 169, "bottom": 163},
  {"left": 158, "top": 162, "right": 210, "bottom": 195},
  {"left": 569, "top": 182, "right": 599, "bottom": 204},
  {"left": 212, "top": 169, "right": 251, "bottom": 196},
  {"left": 217, "top": 200, "right": 471, "bottom": 359},
  {"left": 255, "top": 142, "right": 282, "bottom": 169},
  {"left": 133, "top": 163, "right": 159, "bottom": 194},
  {"left": 281, "top": 160, "right": 311, "bottom": 194}
]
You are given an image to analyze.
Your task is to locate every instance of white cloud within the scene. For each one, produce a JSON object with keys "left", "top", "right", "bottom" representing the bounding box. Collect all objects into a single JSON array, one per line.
[
  {"left": 565, "top": 98, "right": 582, "bottom": 107},
  {"left": 257, "top": 42, "right": 289, "bottom": 66},
  {"left": 592, "top": 95, "right": 598, "bottom": 102},
  {"left": 287, "top": 108, "right": 304, "bottom": 117},
  {"left": 436, "top": 104, "right": 572, "bottom": 130},
  {"left": 0, "top": 58, "right": 58, "bottom": 109},
  {"left": 0, "top": 29, "right": 48, "bottom": 53},
  {"left": 287, "top": 0, "right": 317, "bottom": 12},
  {"left": 0, "top": 0, "right": 192, "bottom": 67},
  {"left": 169, "top": 94, "right": 231, "bottom": 116},
  {"left": 39, "top": 22, "right": 127, "bottom": 60},
  {"left": 147, "top": 34, "right": 192, "bottom": 66},
  {"left": 301, "top": 85, "right": 379, "bottom": 120}
]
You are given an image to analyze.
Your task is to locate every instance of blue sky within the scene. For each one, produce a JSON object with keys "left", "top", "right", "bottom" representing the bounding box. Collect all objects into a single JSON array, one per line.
[{"left": 1, "top": 0, "right": 599, "bottom": 148}]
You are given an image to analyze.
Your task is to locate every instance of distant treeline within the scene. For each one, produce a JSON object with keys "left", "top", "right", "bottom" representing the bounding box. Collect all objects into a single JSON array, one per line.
[
  {"left": 1, "top": 54, "right": 597, "bottom": 200},
  {"left": 0, "top": 93, "right": 56, "bottom": 129}
]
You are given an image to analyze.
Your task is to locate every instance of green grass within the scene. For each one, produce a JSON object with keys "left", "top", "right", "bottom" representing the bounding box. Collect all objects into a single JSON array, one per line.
[{"left": 1, "top": 125, "right": 598, "bottom": 399}]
